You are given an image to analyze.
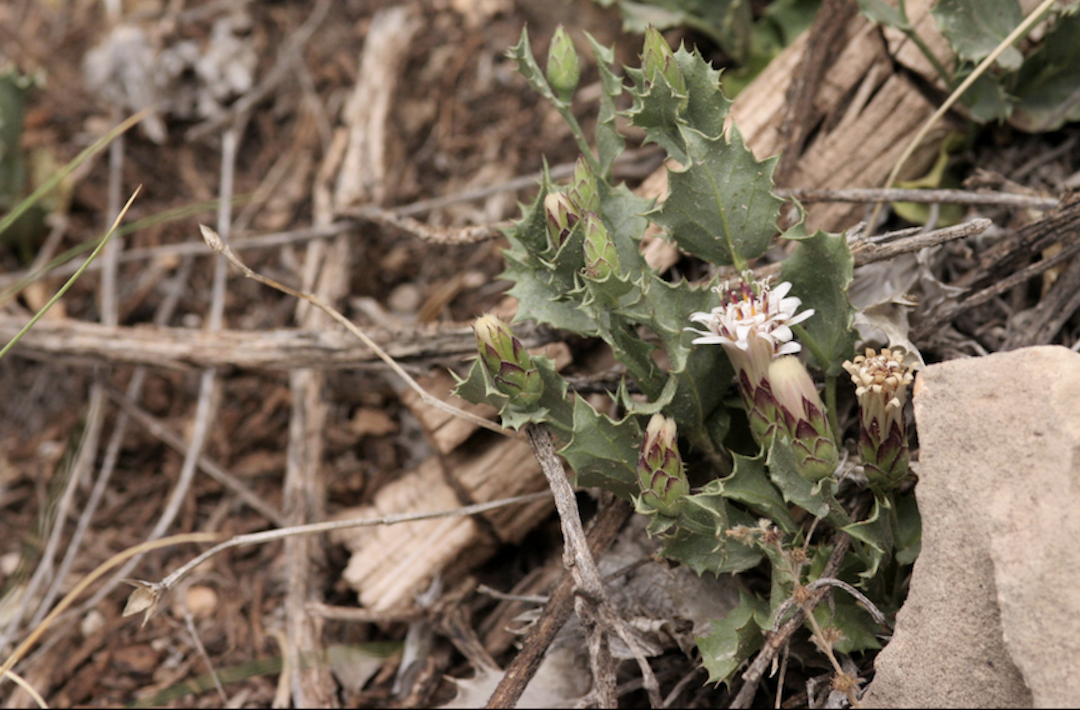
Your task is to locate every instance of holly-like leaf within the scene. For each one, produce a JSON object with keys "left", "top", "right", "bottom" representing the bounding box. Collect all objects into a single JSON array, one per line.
[
  {"left": 932, "top": 0, "right": 1025, "bottom": 71},
  {"left": 650, "top": 128, "right": 782, "bottom": 267},
  {"left": 766, "top": 438, "right": 830, "bottom": 519},
  {"left": 780, "top": 230, "right": 858, "bottom": 375},
  {"left": 585, "top": 32, "right": 626, "bottom": 177},
  {"left": 558, "top": 397, "right": 641, "bottom": 497},
  {"left": 696, "top": 591, "right": 769, "bottom": 686},
  {"left": 625, "top": 63, "right": 690, "bottom": 165},
  {"left": 721, "top": 452, "right": 798, "bottom": 533},
  {"left": 660, "top": 482, "right": 762, "bottom": 575}
]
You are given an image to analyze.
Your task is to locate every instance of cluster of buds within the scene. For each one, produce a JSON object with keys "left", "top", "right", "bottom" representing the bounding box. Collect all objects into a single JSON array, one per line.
[
  {"left": 543, "top": 156, "right": 599, "bottom": 248},
  {"left": 636, "top": 414, "right": 688, "bottom": 516},
  {"left": 473, "top": 314, "right": 543, "bottom": 410},
  {"left": 688, "top": 278, "right": 837, "bottom": 482},
  {"left": 843, "top": 348, "right": 916, "bottom": 492}
]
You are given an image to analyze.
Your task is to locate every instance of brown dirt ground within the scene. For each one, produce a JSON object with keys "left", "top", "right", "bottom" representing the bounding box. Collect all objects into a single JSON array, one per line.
[{"left": 1, "top": 0, "right": 1079, "bottom": 708}]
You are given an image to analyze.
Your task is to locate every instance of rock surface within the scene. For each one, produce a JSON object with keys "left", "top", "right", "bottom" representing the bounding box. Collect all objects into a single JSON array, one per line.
[{"left": 864, "top": 346, "right": 1080, "bottom": 708}]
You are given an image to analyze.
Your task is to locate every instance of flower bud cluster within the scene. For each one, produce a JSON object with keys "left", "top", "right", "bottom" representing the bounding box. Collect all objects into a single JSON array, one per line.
[{"left": 843, "top": 348, "right": 915, "bottom": 491}]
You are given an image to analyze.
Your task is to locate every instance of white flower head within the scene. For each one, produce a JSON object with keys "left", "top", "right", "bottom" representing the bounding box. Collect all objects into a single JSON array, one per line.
[{"left": 686, "top": 278, "right": 814, "bottom": 385}]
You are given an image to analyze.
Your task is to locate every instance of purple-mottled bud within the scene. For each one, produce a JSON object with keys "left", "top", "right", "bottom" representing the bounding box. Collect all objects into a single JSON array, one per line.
[
  {"left": 544, "top": 191, "right": 579, "bottom": 247},
  {"left": 474, "top": 314, "right": 543, "bottom": 409},
  {"left": 769, "top": 356, "right": 838, "bottom": 482},
  {"left": 637, "top": 414, "right": 688, "bottom": 516}
]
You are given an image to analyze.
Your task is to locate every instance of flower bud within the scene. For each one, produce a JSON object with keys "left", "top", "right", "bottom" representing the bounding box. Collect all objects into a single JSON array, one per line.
[
  {"left": 843, "top": 348, "right": 915, "bottom": 492},
  {"left": 641, "top": 26, "right": 686, "bottom": 96},
  {"left": 567, "top": 155, "right": 600, "bottom": 214},
  {"left": 582, "top": 213, "right": 619, "bottom": 280},
  {"left": 546, "top": 25, "right": 580, "bottom": 103},
  {"left": 544, "top": 191, "right": 579, "bottom": 247},
  {"left": 768, "top": 356, "right": 838, "bottom": 482},
  {"left": 637, "top": 414, "right": 688, "bottom": 516},
  {"left": 473, "top": 314, "right": 543, "bottom": 409}
]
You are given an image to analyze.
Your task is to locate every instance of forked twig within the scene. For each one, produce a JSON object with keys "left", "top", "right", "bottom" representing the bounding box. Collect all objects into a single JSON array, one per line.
[{"left": 199, "top": 224, "right": 513, "bottom": 439}]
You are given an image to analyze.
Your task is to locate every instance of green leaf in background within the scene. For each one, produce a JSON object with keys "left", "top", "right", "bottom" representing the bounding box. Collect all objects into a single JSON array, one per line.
[
  {"left": 779, "top": 230, "right": 857, "bottom": 376},
  {"left": 611, "top": 0, "right": 754, "bottom": 64},
  {"left": 893, "top": 488, "right": 922, "bottom": 566},
  {"left": 585, "top": 32, "right": 627, "bottom": 177},
  {"left": 721, "top": 452, "right": 798, "bottom": 533},
  {"left": 932, "top": 0, "right": 1024, "bottom": 71},
  {"left": 856, "top": 0, "right": 911, "bottom": 29},
  {"left": 697, "top": 591, "right": 769, "bottom": 686},
  {"left": 559, "top": 397, "right": 642, "bottom": 497},
  {"left": 766, "top": 438, "right": 830, "bottom": 519},
  {"left": 810, "top": 594, "right": 884, "bottom": 654},
  {"left": 1009, "top": 8, "right": 1080, "bottom": 132},
  {"left": 650, "top": 128, "right": 782, "bottom": 268},
  {"left": 956, "top": 69, "right": 1014, "bottom": 123},
  {"left": 841, "top": 494, "right": 892, "bottom": 581}
]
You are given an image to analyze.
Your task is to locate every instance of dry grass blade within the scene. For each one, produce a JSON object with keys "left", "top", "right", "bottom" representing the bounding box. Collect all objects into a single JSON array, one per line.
[
  {"left": 0, "top": 186, "right": 142, "bottom": 361},
  {"left": 1, "top": 670, "right": 47, "bottom": 709}
]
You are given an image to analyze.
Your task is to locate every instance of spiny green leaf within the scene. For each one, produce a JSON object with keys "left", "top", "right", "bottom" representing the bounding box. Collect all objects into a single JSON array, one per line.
[
  {"left": 675, "top": 43, "right": 730, "bottom": 140},
  {"left": 625, "top": 64, "right": 690, "bottom": 164},
  {"left": 766, "top": 438, "right": 830, "bottom": 519},
  {"left": 779, "top": 230, "right": 858, "bottom": 375},
  {"left": 810, "top": 595, "right": 883, "bottom": 654},
  {"left": 660, "top": 482, "right": 763, "bottom": 575},
  {"left": 841, "top": 494, "right": 893, "bottom": 581},
  {"left": 558, "top": 397, "right": 641, "bottom": 497},
  {"left": 649, "top": 128, "right": 782, "bottom": 267},
  {"left": 696, "top": 591, "right": 769, "bottom": 687},
  {"left": 599, "top": 182, "right": 653, "bottom": 281},
  {"left": 722, "top": 453, "right": 798, "bottom": 533}
]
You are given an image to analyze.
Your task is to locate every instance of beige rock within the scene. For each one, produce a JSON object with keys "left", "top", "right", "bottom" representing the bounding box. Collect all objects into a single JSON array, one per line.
[{"left": 864, "top": 346, "right": 1080, "bottom": 708}]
